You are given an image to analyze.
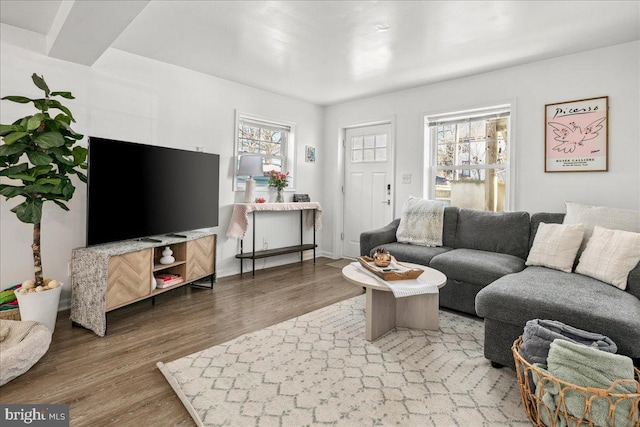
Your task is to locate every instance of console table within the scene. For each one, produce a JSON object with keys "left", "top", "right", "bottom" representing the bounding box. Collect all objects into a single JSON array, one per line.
[{"left": 227, "top": 202, "right": 322, "bottom": 276}]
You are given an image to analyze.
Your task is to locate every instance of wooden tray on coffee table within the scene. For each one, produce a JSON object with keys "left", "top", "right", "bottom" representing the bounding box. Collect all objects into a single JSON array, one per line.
[{"left": 357, "top": 256, "right": 424, "bottom": 281}]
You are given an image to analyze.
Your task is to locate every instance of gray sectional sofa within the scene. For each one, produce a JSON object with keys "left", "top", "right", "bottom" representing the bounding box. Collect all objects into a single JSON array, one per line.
[{"left": 360, "top": 207, "right": 640, "bottom": 368}]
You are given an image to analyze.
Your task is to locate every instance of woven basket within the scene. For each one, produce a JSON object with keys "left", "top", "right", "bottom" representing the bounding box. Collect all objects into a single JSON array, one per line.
[
  {"left": 512, "top": 337, "right": 640, "bottom": 427},
  {"left": 0, "top": 308, "right": 21, "bottom": 321}
]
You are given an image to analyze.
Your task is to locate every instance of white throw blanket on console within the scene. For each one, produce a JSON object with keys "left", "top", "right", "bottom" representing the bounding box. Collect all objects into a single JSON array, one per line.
[{"left": 396, "top": 197, "right": 445, "bottom": 247}]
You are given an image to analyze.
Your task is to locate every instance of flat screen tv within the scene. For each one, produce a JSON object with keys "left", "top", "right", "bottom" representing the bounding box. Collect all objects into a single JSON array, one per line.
[{"left": 87, "top": 137, "right": 219, "bottom": 246}]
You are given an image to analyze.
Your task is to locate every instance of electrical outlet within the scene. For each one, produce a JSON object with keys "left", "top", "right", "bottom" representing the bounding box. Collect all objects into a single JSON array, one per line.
[
  {"left": 67, "top": 261, "right": 72, "bottom": 277},
  {"left": 262, "top": 238, "right": 268, "bottom": 251},
  {"left": 402, "top": 174, "right": 411, "bottom": 184}
]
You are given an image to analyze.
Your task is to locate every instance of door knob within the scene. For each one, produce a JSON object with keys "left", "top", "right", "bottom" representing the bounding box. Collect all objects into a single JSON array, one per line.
[{"left": 381, "top": 200, "right": 390, "bottom": 205}]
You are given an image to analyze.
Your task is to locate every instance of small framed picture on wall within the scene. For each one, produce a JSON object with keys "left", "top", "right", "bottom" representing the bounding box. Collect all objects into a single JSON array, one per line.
[
  {"left": 544, "top": 96, "right": 608, "bottom": 172},
  {"left": 305, "top": 145, "right": 316, "bottom": 163}
]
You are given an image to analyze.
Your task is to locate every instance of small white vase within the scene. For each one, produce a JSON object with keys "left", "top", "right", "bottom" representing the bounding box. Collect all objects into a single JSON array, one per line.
[
  {"left": 15, "top": 284, "right": 63, "bottom": 332},
  {"left": 159, "top": 246, "right": 175, "bottom": 264}
]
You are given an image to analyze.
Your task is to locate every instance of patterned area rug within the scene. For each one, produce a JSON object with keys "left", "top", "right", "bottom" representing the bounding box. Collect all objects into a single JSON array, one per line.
[{"left": 158, "top": 295, "right": 529, "bottom": 426}]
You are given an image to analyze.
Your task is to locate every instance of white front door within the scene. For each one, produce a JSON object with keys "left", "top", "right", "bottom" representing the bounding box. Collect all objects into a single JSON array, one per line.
[{"left": 343, "top": 124, "right": 394, "bottom": 258}]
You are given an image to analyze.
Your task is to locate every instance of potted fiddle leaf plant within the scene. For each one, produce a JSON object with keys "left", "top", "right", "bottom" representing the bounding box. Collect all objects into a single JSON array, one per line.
[{"left": 0, "top": 73, "right": 87, "bottom": 331}]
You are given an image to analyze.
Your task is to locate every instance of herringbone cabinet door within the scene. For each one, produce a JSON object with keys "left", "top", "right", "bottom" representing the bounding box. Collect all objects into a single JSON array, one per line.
[
  {"left": 106, "top": 249, "right": 152, "bottom": 310},
  {"left": 186, "top": 236, "right": 215, "bottom": 281}
]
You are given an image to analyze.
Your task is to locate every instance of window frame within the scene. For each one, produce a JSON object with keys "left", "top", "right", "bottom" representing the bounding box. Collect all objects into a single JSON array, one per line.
[
  {"left": 233, "top": 110, "right": 296, "bottom": 192},
  {"left": 424, "top": 103, "right": 514, "bottom": 211}
]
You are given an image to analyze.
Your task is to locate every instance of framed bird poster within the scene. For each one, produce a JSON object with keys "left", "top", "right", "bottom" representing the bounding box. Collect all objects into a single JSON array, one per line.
[{"left": 545, "top": 96, "right": 608, "bottom": 172}]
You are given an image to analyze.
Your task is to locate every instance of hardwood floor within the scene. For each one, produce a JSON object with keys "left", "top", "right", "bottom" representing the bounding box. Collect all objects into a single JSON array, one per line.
[{"left": 2, "top": 257, "right": 363, "bottom": 426}]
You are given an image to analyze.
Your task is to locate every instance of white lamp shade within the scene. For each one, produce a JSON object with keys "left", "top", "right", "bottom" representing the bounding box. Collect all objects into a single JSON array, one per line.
[{"left": 238, "top": 155, "right": 263, "bottom": 177}]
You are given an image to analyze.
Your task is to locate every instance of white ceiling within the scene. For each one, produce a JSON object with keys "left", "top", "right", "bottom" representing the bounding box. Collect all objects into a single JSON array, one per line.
[{"left": 1, "top": 1, "right": 639, "bottom": 106}]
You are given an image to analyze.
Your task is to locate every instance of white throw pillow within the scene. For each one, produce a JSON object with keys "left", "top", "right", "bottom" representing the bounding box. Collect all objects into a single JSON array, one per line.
[
  {"left": 563, "top": 202, "right": 640, "bottom": 256},
  {"left": 526, "top": 223, "right": 584, "bottom": 273},
  {"left": 575, "top": 226, "right": 640, "bottom": 290}
]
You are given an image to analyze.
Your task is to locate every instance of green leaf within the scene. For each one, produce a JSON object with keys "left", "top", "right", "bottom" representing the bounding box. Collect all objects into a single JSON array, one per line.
[
  {"left": 11, "top": 198, "right": 43, "bottom": 224},
  {"left": 0, "top": 185, "right": 25, "bottom": 198},
  {"left": 2, "top": 131, "right": 29, "bottom": 145},
  {"left": 34, "top": 132, "right": 65, "bottom": 148},
  {"left": 54, "top": 114, "right": 71, "bottom": 125},
  {"left": 47, "top": 100, "right": 75, "bottom": 122},
  {"left": 35, "top": 177, "right": 60, "bottom": 184},
  {"left": 26, "top": 113, "right": 46, "bottom": 131},
  {"left": 0, "top": 124, "right": 24, "bottom": 136},
  {"left": 8, "top": 174, "right": 36, "bottom": 182},
  {"left": 52, "top": 200, "right": 70, "bottom": 211},
  {"left": 25, "top": 184, "right": 55, "bottom": 194},
  {"left": 1, "top": 96, "right": 32, "bottom": 104},
  {"left": 61, "top": 181, "right": 75, "bottom": 199},
  {"left": 0, "top": 163, "right": 28, "bottom": 177},
  {"left": 31, "top": 74, "right": 50, "bottom": 97},
  {"left": 0, "top": 142, "right": 28, "bottom": 157},
  {"left": 52, "top": 151, "right": 74, "bottom": 166},
  {"left": 76, "top": 171, "right": 88, "bottom": 183},
  {"left": 32, "top": 165, "right": 53, "bottom": 177},
  {"left": 27, "top": 150, "right": 53, "bottom": 165},
  {"left": 50, "top": 91, "right": 74, "bottom": 99},
  {"left": 33, "top": 99, "right": 48, "bottom": 112},
  {"left": 72, "top": 146, "right": 88, "bottom": 164}
]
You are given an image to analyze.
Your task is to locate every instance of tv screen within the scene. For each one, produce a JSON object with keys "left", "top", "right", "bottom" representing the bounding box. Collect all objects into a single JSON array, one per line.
[{"left": 87, "top": 137, "right": 219, "bottom": 246}]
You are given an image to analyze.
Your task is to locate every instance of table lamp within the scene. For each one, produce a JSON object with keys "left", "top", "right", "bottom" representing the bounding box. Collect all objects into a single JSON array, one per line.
[{"left": 238, "top": 154, "right": 263, "bottom": 203}]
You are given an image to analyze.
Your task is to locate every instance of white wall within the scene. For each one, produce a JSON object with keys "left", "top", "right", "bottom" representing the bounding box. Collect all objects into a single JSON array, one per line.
[
  {"left": 0, "top": 32, "right": 325, "bottom": 307},
  {"left": 323, "top": 41, "right": 640, "bottom": 257}
]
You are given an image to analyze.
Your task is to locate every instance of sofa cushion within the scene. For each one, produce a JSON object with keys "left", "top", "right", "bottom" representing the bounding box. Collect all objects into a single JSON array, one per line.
[
  {"left": 396, "top": 197, "right": 446, "bottom": 246},
  {"left": 529, "top": 212, "right": 565, "bottom": 249},
  {"left": 563, "top": 202, "right": 640, "bottom": 257},
  {"left": 475, "top": 266, "right": 640, "bottom": 358},
  {"left": 441, "top": 206, "right": 459, "bottom": 248},
  {"left": 526, "top": 223, "right": 584, "bottom": 273},
  {"left": 430, "top": 248, "right": 526, "bottom": 286},
  {"left": 454, "top": 209, "right": 531, "bottom": 260},
  {"left": 575, "top": 226, "right": 640, "bottom": 290},
  {"left": 627, "top": 263, "right": 640, "bottom": 300},
  {"left": 372, "top": 242, "right": 452, "bottom": 266}
]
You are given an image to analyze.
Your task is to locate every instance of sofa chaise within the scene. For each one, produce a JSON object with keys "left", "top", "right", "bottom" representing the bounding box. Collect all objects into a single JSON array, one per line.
[{"left": 360, "top": 206, "right": 640, "bottom": 368}]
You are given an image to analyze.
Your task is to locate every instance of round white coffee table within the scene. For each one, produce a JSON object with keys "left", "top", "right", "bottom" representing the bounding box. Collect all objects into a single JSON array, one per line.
[{"left": 342, "top": 262, "right": 447, "bottom": 341}]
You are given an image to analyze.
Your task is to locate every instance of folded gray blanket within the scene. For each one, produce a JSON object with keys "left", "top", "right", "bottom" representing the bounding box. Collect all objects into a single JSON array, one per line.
[
  {"left": 520, "top": 318, "right": 617, "bottom": 365},
  {"left": 539, "top": 339, "right": 638, "bottom": 427}
]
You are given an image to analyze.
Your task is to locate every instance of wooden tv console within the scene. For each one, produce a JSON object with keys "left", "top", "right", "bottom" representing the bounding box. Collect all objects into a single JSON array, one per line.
[{"left": 70, "top": 231, "right": 216, "bottom": 336}]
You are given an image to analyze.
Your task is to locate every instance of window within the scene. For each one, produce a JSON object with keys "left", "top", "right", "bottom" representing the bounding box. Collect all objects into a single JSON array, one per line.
[
  {"left": 425, "top": 105, "right": 511, "bottom": 211},
  {"left": 234, "top": 112, "right": 295, "bottom": 190},
  {"left": 350, "top": 133, "right": 388, "bottom": 163}
]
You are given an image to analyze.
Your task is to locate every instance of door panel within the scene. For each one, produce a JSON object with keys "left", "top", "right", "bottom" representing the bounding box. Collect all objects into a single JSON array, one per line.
[{"left": 343, "top": 124, "right": 394, "bottom": 258}]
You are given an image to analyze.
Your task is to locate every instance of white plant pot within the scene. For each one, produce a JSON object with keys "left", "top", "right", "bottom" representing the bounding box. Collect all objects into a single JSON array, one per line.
[{"left": 15, "top": 284, "right": 63, "bottom": 332}]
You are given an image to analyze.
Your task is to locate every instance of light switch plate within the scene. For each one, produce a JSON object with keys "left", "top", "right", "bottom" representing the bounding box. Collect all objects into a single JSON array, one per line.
[{"left": 402, "top": 174, "right": 411, "bottom": 184}]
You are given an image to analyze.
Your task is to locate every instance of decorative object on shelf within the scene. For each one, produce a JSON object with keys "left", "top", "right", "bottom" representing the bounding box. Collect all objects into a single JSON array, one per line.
[
  {"left": 293, "top": 194, "right": 310, "bottom": 202},
  {"left": 267, "top": 170, "right": 289, "bottom": 203},
  {"left": 545, "top": 96, "right": 608, "bottom": 172},
  {"left": 305, "top": 145, "right": 316, "bottom": 163},
  {"left": 372, "top": 247, "right": 392, "bottom": 267},
  {"left": 159, "top": 246, "right": 175, "bottom": 264},
  {"left": 255, "top": 197, "right": 266, "bottom": 203},
  {"left": 0, "top": 73, "right": 87, "bottom": 330},
  {"left": 238, "top": 154, "right": 263, "bottom": 203}
]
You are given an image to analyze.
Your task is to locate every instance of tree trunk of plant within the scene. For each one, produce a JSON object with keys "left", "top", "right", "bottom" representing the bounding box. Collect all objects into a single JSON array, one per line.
[{"left": 33, "top": 222, "right": 43, "bottom": 286}]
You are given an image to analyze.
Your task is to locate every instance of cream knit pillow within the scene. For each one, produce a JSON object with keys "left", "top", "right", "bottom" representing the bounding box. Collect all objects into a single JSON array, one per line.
[
  {"left": 575, "top": 226, "right": 640, "bottom": 290},
  {"left": 526, "top": 223, "right": 584, "bottom": 273}
]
